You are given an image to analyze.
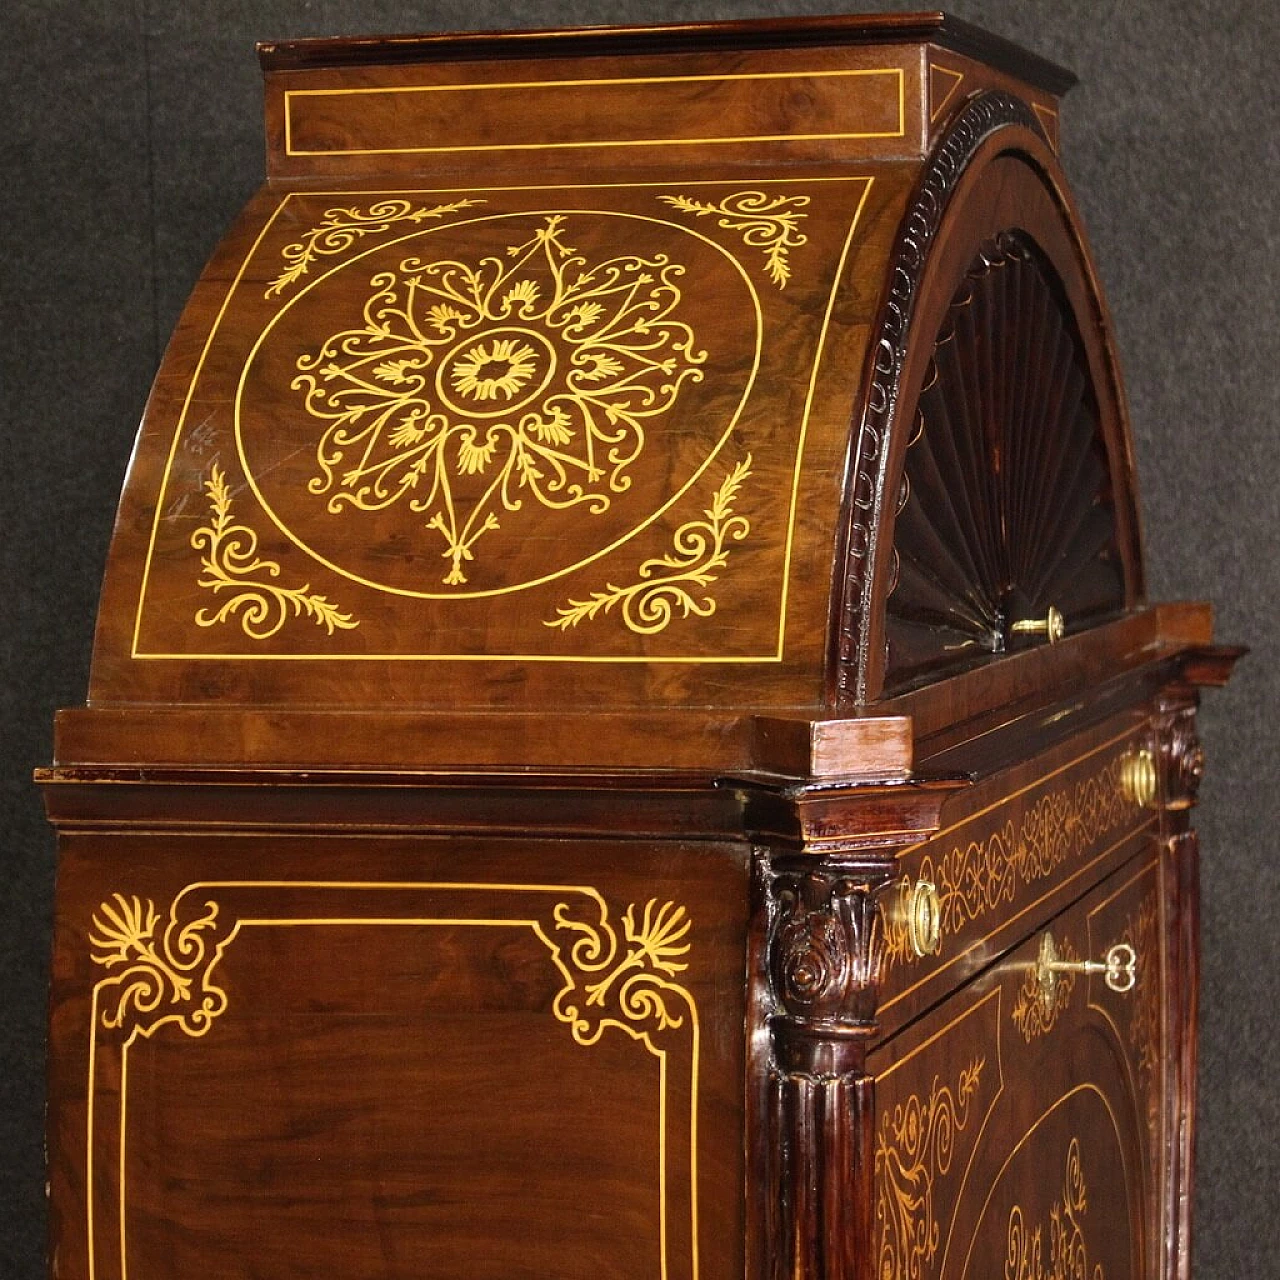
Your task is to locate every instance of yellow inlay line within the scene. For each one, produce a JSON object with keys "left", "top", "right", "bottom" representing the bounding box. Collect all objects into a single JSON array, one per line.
[
  {"left": 958, "top": 1083, "right": 1130, "bottom": 1280},
  {"left": 775, "top": 176, "right": 874, "bottom": 659},
  {"left": 879, "top": 725, "right": 1150, "bottom": 1016},
  {"left": 283, "top": 68, "right": 905, "bottom": 157}
]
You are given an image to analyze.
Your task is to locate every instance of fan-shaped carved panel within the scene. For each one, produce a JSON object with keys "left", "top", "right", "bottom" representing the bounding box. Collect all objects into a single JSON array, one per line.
[{"left": 884, "top": 232, "right": 1126, "bottom": 691}]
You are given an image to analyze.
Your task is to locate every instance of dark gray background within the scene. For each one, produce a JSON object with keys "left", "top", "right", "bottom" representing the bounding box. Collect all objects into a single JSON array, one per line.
[{"left": 2, "top": 1, "right": 1275, "bottom": 1274}]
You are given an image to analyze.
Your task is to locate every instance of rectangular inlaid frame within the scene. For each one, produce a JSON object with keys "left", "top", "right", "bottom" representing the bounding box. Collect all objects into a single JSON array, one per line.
[
  {"left": 84, "top": 880, "right": 702, "bottom": 1280},
  {"left": 129, "top": 176, "right": 875, "bottom": 665}
]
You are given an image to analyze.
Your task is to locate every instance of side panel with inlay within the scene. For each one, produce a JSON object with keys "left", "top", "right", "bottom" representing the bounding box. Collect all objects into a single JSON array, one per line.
[{"left": 47, "top": 833, "right": 749, "bottom": 1280}]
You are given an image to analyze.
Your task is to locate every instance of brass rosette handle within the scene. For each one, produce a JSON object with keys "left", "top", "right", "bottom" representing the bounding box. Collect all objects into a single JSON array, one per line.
[
  {"left": 1120, "top": 747, "right": 1159, "bottom": 808},
  {"left": 1033, "top": 931, "right": 1137, "bottom": 1013}
]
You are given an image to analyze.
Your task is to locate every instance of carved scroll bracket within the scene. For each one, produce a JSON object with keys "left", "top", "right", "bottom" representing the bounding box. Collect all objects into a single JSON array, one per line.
[{"left": 743, "top": 768, "right": 963, "bottom": 1279}]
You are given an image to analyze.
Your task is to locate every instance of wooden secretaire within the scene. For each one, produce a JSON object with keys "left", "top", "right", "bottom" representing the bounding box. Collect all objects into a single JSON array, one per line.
[{"left": 39, "top": 12, "right": 1243, "bottom": 1280}]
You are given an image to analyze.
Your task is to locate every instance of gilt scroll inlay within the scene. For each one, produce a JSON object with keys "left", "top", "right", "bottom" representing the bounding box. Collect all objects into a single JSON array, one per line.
[
  {"left": 545, "top": 454, "right": 751, "bottom": 634},
  {"left": 658, "top": 190, "right": 809, "bottom": 287},
  {"left": 883, "top": 755, "right": 1137, "bottom": 970},
  {"left": 1004, "top": 1138, "right": 1105, "bottom": 1280},
  {"left": 88, "top": 882, "right": 701, "bottom": 1280},
  {"left": 875, "top": 1058, "right": 985, "bottom": 1280},
  {"left": 551, "top": 897, "right": 694, "bottom": 1046},
  {"left": 835, "top": 92, "right": 1049, "bottom": 704},
  {"left": 292, "top": 214, "right": 707, "bottom": 586},
  {"left": 265, "top": 198, "right": 486, "bottom": 297},
  {"left": 192, "top": 464, "right": 359, "bottom": 639}
]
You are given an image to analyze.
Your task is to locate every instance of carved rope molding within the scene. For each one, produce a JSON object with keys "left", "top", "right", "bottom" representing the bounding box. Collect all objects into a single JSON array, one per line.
[{"left": 833, "top": 91, "right": 1047, "bottom": 705}]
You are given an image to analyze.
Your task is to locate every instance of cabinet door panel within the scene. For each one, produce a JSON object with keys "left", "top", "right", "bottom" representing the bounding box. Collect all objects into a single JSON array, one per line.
[{"left": 870, "top": 844, "right": 1167, "bottom": 1280}]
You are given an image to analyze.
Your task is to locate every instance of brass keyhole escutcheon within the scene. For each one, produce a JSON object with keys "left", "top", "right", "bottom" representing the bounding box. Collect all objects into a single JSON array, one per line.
[
  {"left": 1035, "top": 931, "right": 1138, "bottom": 1013},
  {"left": 1121, "top": 748, "right": 1158, "bottom": 808}
]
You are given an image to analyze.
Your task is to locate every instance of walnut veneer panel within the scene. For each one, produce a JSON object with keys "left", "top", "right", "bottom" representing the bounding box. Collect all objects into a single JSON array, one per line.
[{"left": 49, "top": 833, "right": 749, "bottom": 1280}]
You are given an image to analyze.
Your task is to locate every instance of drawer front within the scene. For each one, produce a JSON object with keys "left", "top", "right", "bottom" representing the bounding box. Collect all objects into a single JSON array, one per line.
[
  {"left": 869, "top": 843, "right": 1168, "bottom": 1280},
  {"left": 48, "top": 832, "right": 749, "bottom": 1280},
  {"left": 877, "top": 716, "right": 1157, "bottom": 1036}
]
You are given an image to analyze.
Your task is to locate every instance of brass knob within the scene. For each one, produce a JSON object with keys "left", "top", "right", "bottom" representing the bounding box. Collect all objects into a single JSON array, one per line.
[
  {"left": 1011, "top": 605, "right": 1064, "bottom": 644},
  {"left": 906, "top": 879, "right": 942, "bottom": 958},
  {"left": 1120, "top": 748, "right": 1158, "bottom": 808},
  {"left": 1034, "top": 931, "right": 1137, "bottom": 1013}
]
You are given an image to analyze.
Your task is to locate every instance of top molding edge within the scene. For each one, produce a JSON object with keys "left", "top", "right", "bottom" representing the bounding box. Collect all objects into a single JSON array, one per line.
[{"left": 256, "top": 11, "right": 1077, "bottom": 96}]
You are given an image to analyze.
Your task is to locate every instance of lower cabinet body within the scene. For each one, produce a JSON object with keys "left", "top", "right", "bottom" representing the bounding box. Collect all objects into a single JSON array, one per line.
[{"left": 46, "top": 773, "right": 1192, "bottom": 1280}]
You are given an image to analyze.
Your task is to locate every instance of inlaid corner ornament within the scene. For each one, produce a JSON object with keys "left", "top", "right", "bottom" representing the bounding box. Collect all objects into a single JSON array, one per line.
[
  {"left": 192, "top": 464, "right": 359, "bottom": 638},
  {"left": 292, "top": 214, "right": 707, "bottom": 586},
  {"left": 89, "top": 893, "right": 230, "bottom": 1040},
  {"left": 659, "top": 191, "right": 808, "bottom": 287},
  {"left": 545, "top": 454, "right": 752, "bottom": 634},
  {"left": 1004, "top": 1138, "right": 1105, "bottom": 1280},
  {"left": 265, "top": 197, "right": 486, "bottom": 297},
  {"left": 875, "top": 1057, "right": 985, "bottom": 1280}
]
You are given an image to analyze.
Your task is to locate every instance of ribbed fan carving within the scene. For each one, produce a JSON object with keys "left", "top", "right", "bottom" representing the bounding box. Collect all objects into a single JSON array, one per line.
[{"left": 884, "top": 233, "right": 1125, "bottom": 691}]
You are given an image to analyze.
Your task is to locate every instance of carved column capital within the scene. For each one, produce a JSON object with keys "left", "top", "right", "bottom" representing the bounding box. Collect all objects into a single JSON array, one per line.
[
  {"left": 767, "top": 859, "right": 895, "bottom": 1075},
  {"left": 1155, "top": 693, "right": 1205, "bottom": 811}
]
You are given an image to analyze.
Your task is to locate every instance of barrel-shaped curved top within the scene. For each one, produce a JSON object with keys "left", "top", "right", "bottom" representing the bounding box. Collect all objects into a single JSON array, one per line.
[{"left": 82, "top": 21, "right": 1141, "bottom": 753}]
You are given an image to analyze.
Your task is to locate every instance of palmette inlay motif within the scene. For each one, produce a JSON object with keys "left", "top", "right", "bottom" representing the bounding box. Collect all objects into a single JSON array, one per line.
[
  {"left": 191, "top": 464, "right": 359, "bottom": 638},
  {"left": 1004, "top": 1138, "right": 1105, "bottom": 1280},
  {"left": 658, "top": 190, "right": 809, "bottom": 286},
  {"left": 88, "top": 886, "right": 695, "bottom": 1051},
  {"left": 86, "top": 884, "right": 700, "bottom": 1280},
  {"left": 88, "top": 893, "right": 229, "bottom": 1039},
  {"left": 293, "top": 214, "right": 707, "bottom": 585},
  {"left": 883, "top": 755, "right": 1137, "bottom": 969},
  {"left": 545, "top": 454, "right": 752, "bottom": 634},
  {"left": 875, "top": 1058, "right": 984, "bottom": 1280},
  {"left": 265, "top": 198, "right": 486, "bottom": 297}
]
